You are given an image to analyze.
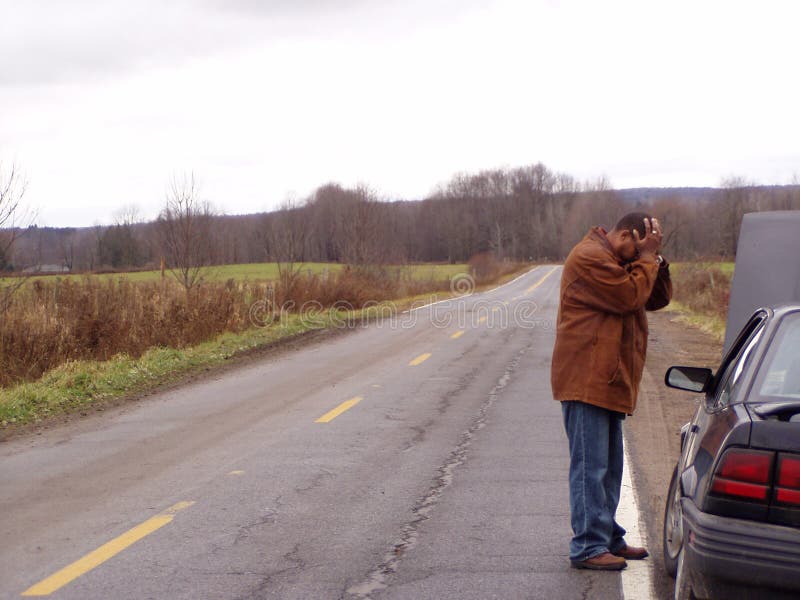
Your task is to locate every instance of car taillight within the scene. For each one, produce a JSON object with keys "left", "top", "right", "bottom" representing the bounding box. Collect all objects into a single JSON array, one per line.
[
  {"left": 776, "top": 454, "right": 800, "bottom": 506},
  {"left": 710, "top": 449, "right": 773, "bottom": 502}
]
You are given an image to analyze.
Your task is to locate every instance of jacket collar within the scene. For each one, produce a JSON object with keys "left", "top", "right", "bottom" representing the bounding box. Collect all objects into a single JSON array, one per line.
[
  {"left": 587, "top": 226, "right": 614, "bottom": 253},
  {"left": 587, "top": 226, "right": 626, "bottom": 265}
]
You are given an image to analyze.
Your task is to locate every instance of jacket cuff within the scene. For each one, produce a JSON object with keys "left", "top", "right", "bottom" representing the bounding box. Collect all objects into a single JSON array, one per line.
[{"left": 635, "top": 253, "right": 660, "bottom": 267}]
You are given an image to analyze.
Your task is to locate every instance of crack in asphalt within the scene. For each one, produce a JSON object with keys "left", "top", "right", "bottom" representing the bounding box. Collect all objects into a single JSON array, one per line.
[
  {"left": 283, "top": 543, "right": 306, "bottom": 571},
  {"left": 227, "top": 494, "right": 284, "bottom": 548},
  {"left": 436, "top": 366, "right": 481, "bottom": 415},
  {"left": 235, "top": 575, "right": 275, "bottom": 600},
  {"left": 400, "top": 421, "right": 433, "bottom": 452},
  {"left": 343, "top": 344, "right": 530, "bottom": 599},
  {"left": 233, "top": 543, "right": 307, "bottom": 600},
  {"left": 294, "top": 468, "right": 335, "bottom": 494},
  {"left": 232, "top": 508, "right": 278, "bottom": 545}
]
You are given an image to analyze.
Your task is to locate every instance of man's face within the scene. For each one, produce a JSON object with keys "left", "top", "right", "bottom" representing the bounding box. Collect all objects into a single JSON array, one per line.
[{"left": 614, "top": 230, "right": 638, "bottom": 262}]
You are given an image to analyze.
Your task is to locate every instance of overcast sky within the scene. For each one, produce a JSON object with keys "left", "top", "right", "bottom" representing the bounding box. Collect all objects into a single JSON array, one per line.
[{"left": 2, "top": 0, "right": 799, "bottom": 227}]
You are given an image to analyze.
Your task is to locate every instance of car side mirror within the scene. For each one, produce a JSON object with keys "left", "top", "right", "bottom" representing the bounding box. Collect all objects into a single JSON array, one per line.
[{"left": 665, "top": 366, "right": 713, "bottom": 393}]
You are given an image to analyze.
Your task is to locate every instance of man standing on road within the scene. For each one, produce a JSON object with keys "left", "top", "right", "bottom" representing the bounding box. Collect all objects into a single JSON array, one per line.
[{"left": 551, "top": 212, "right": 672, "bottom": 571}]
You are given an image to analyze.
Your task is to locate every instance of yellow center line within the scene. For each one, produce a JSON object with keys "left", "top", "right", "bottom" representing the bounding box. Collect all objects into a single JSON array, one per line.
[
  {"left": 228, "top": 470, "right": 245, "bottom": 476},
  {"left": 315, "top": 396, "right": 363, "bottom": 423},
  {"left": 478, "top": 315, "right": 487, "bottom": 323},
  {"left": 22, "top": 501, "right": 195, "bottom": 597},
  {"left": 408, "top": 352, "right": 432, "bottom": 366},
  {"left": 450, "top": 330, "right": 465, "bottom": 339},
  {"left": 524, "top": 265, "right": 559, "bottom": 295}
]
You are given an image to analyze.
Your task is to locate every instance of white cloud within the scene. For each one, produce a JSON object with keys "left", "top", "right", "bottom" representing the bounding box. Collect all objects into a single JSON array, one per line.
[{"left": 1, "top": 0, "right": 798, "bottom": 226}]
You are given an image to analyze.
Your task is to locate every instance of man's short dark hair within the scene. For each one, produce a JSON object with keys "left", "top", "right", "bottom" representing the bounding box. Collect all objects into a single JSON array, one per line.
[{"left": 613, "top": 212, "right": 653, "bottom": 239}]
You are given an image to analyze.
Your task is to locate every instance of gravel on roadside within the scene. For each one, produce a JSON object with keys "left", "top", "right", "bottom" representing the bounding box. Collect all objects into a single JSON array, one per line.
[{"left": 626, "top": 308, "right": 724, "bottom": 600}]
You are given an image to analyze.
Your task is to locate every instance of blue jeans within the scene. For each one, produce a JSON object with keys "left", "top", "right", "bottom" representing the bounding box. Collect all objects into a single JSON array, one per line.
[{"left": 561, "top": 400, "right": 626, "bottom": 561}]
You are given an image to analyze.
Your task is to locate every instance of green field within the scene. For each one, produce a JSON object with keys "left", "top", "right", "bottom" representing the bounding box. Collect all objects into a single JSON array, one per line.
[
  {"left": 4, "top": 261, "right": 733, "bottom": 285},
  {"left": 4, "top": 262, "right": 471, "bottom": 285}
]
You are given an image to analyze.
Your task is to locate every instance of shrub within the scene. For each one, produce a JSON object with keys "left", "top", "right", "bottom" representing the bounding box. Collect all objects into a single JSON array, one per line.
[
  {"left": 468, "top": 252, "right": 522, "bottom": 285},
  {"left": 672, "top": 263, "right": 731, "bottom": 318},
  {"left": 0, "top": 277, "right": 252, "bottom": 386},
  {"left": 0, "top": 263, "right": 524, "bottom": 387}
]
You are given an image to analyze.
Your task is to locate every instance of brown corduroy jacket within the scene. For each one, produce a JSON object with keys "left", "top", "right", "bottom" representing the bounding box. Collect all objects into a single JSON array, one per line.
[{"left": 551, "top": 227, "right": 672, "bottom": 415}]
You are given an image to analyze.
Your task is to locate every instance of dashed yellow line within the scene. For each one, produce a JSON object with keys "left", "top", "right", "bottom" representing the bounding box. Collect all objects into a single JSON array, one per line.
[
  {"left": 450, "top": 330, "right": 465, "bottom": 339},
  {"left": 408, "top": 353, "right": 432, "bottom": 366},
  {"left": 228, "top": 470, "right": 245, "bottom": 476},
  {"left": 22, "top": 501, "right": 195, "bottom": 597},
  {"left": 315, "top": 396, "right": 363, "bottom": 423},
  {"left": 478, "top": 316, "right": 487, "bottom": 324},
  {"left": 524, "top": 266, "right": 558, "bottom": 294}
]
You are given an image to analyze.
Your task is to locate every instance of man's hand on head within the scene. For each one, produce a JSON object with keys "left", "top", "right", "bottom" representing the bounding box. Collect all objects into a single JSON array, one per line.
[{"left": 633, "top": 217, "right": 663, "bottom": 260}]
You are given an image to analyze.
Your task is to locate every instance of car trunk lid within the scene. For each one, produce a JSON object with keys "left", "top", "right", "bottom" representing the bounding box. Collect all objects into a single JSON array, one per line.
[
  {"left": 747, "top": 410, "right": 800, "bottom": 527},
  {"left": 724, "top": 211, "right": 800, "bottom": 357},
  {"left": 748, "top": 405, "right": 800, "bottom": 453}
]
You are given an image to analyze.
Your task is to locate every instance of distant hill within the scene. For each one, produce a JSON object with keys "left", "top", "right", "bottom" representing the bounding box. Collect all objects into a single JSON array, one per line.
[
  {"left": 616, "top": 187, "right": 718, "bottom": 204},
  {"left": 617, "top": 185, "right": 800, "bottom": 205}
]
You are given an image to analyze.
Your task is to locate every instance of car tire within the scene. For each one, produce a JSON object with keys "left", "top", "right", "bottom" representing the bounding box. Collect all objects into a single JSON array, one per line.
[
  {"left": 674, "top": 546, "right": 696, "bottom": 600},
  {"left": 663, "top": 463, "right": 683, "bottom": 578}
]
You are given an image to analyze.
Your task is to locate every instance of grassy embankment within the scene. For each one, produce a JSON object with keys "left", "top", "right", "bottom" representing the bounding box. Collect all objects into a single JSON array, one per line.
[
  {"left": 0, "top": 261, "right": 529, "bottom": 430},
  {"left": 667, "top": 261, "right": 733, "bottom": 341}
]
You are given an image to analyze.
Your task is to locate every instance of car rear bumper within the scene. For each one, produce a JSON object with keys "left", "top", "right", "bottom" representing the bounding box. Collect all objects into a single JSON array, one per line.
[{"left": 682, "top": 498, "right": 800, "bottom": 599}]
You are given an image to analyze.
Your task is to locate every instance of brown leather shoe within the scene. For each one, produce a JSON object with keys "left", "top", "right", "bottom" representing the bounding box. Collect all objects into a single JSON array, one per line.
[
  {"left": 612, "top": 544, "right": 649, "bottom": 560},
  {"left": 570, "top": 552, "right": 627, "bottom": 571}
]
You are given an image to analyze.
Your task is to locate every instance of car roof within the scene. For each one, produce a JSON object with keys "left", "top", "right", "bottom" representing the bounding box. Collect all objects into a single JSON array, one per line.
[{"left": 723, "top": 211, "right": 800, "bottom": 356}]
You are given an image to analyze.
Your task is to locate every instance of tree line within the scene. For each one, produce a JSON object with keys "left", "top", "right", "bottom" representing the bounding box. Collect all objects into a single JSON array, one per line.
[{"left": 5, "top": 164, "right": 800, "bottom": 273}]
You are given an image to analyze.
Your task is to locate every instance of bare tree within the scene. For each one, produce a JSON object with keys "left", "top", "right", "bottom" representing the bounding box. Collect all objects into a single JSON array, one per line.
[
  {"left": 114, "top": 204, "right": 141, "bottom": 227},
  {"left": 59, "top": 229, "right": 77, "bottom": 271},
  {"left": 718, "top": 176, "right": 753, "bottom": 257},
  {"left": 0, "top": 162, "right": 32, "bottom": 315},
  {"left": 334, "top": 185, "right": 391, "bottom": 267},
  {"left": 156, "top": 173, "right": 215, "bottom": 292},
  {"left": 261, "top": 198, "right": 310, "bottom": 297},
  {"left": 263, "top": 199, "right": 308, "bottom": 263},
  {"left": 0, "top": 162, "right": 29, "bottom": 267},
  {"left": 98, "top": 204, "right": 145, "bottom": 269},
  {"left": 0, "top": 163, "right": 33, "bottom": 316}
]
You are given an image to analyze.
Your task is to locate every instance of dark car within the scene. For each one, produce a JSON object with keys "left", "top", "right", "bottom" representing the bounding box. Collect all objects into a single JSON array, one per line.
[
  {"left": 663, "top": 304, "right": 800, "bottom": 599},
  {"left": 661, "top": 211, "right": 800, "bottom": 599}
]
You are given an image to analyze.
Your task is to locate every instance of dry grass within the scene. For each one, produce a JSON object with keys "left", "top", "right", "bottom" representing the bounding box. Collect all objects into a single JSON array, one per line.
[
  {"left": 667, "top": 262, "right": 732, "bottom": 341},
  {"left": 0, "top": 260, "right": 524, "bottom": 388},
  {"left": 671, "top": 262, "right": 731, "bottom": 318},
  {"left": 0, "top": 278, "right": 254, "bottom": 386},
  {"left": 467, "top": 252, "right": 523, "bottom": 285}
]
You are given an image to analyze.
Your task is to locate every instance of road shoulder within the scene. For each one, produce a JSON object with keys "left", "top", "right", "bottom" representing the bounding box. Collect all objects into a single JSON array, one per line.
[{"left": 625, "top": 309, "right": 722, "bottom": 600}]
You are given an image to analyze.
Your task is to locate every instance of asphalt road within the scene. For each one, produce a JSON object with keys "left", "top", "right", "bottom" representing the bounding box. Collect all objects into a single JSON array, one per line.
[{"left": 1, "top": 266, "right": 641, "bottom": 599}]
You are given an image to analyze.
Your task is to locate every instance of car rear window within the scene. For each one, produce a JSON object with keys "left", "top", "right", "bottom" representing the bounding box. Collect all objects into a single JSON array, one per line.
[{"left": 756, "top": 313, "right": 800, "bottom": 400}]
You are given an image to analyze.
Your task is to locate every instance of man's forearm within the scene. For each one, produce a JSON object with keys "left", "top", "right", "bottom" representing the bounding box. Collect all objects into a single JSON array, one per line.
[{"left": 645, "top": 258, "right": 672, "bottom": 311}]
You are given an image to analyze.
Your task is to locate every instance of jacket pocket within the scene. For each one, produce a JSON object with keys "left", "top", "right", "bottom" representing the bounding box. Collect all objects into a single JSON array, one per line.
[
  {"left": 591, "top": 339, "right": 621, "bottom": 384},
  {"left": 608, "top": 356, "right": 622, "bottom": 384}
]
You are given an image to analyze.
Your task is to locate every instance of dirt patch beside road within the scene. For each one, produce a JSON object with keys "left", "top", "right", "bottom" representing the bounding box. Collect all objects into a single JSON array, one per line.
[{"left": 627, "top": 309, "right": 723, "bottom": 600}]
